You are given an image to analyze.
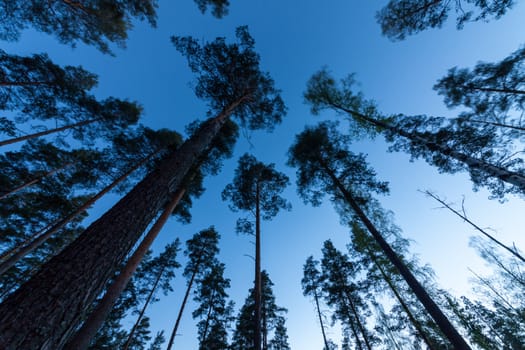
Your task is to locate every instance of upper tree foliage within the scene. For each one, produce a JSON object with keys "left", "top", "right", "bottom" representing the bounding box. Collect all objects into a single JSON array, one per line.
[
  {"left": 376, "top": 0, "right": 516, "bottom": 41},
  {"left": 0, "top": 0, "right": 158, "bottom": 53},
  {"left": 193, "top": 0, "right": 230, "bottom": 18},
  {"left": 435, "top": 45, "right": 525, "bottom": 128},
  {"left": 305, "top": 68, "right": 525, "bottom": 199}
]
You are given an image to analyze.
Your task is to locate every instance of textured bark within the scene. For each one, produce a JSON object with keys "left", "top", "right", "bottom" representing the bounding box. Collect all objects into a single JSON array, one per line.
[
  {"left": 0, "top": 100, "right": 240, "bottom": 349},
  {"left": 64, "top": 188, "right": 186, "bottom": 350},
  {"left": 167, "top": 269, "right": 197, "bottom": 350},
  {"left": 325, "top": 167, "right": 471, "bottom": 350},
  {"left": 0, "top": 118, "right": 102, "bottom": 147},
  {"left": 254, "top": 182, "right": 262, "bottom": 350},
  {"left": 0, "top": 162, "right": 75, "bottom": 200},
  {"left": 334, "top": 104, "right": 525, "bottom": 193},
  {"left": 0, "top": 149, "right": 160, "bottom": 276}
]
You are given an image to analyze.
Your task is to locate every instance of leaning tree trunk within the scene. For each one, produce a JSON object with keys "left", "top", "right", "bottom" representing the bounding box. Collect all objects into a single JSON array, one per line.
[
  {"left": 324, "top": 166, "right": 471, "bottom": 350},
  {"left": 166, "top": 268, "right": 199, "bottom": 350},
  {"left": 200, "top": 289, "right": 216, "bottom": 343},
  {"left": 0, "top": 149, "right": 161, "bottom": 276},
  {"left": 333, "top": 103, "right": 525, "bottom": 193},
  {"left": 64, "top": 187, "right": 187, "bottom": 350},
  {"left": 0, "top": 99, "right": 244, "bottom": 349},
  {"left": 366, "top": 244, "right": 436, "bottom": 349},
  {"left": 122, "top": 264, "right": 166, "bottom": 350},
  {"left": 0, "top": 117, "right": 102, "bottom": 147},
  {"left": 254, "top": 181, "right": 262, "bottom": 350},
  {"left": 0, "top": 161, "right": 75, "bottom": 200},
  {"left": 313, "top": 288, "right": 330, "bottom": 350}
]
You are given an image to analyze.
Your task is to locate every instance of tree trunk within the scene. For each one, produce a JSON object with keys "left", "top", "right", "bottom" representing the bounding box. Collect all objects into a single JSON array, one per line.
[
  {"left": 0, "top": 99, "right": 243, "bottom": 349},
  {"left": 166, "top": 269, "right": 198, "bottom": 350},
  {"left": 0, "top": 81, "right": 52, "bottom": 86},
  {"left": 367, "top": 246, "right": 436, "bottom": 349},
  {"left": 254, "top": 181, "right": 262, "bottom": 350},
  {"left": 466, "top": 119, "right": 525, "bottom": 132},
  {"left": 325, "top": 166, "right": 471, "bottom": 350},
  {"left": 201, "top": 289, "right": 216, "bottom": 343},
  {"left": 64, "top": 187, "right": 186, "bottom": 350},
  {"left": 0, "top": 149, "right": 161, "bottom": 276},
  {"left": 340, "top": 283, "right": 372, "bottom": 350},
  {"left": 424, "top": 190, "right": 525, "bottom": 263},
  {"left": 0, "top": 117, "right": 102, "bottom": 147},
  {"left": 0, "top": 162, "right": 75, "bottom": 200},
  {"left": 122, "top": 265, "right": 166, "bottom": 350},
  {"left": 313, "top": 289, "right": 330, "bottom": 350},
  {"left": 333, "top": 103, "right": 525, "bottom": 193},
  {"left": 463, "top": 84, "right": 525, "bottom": 96}
]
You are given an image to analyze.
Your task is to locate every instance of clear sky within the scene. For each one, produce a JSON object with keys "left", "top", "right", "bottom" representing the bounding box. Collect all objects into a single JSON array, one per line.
[{"left": 4, "top": 1, "right": 525, "bottom": 348}]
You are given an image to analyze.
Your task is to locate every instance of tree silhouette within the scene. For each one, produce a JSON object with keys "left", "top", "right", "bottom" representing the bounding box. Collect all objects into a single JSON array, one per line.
[{"left": 222, "top": 153, "right": 290, "bottom": 350}]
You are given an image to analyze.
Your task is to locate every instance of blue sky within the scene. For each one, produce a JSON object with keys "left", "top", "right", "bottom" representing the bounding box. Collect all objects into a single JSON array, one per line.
[{"left": 4, "top": 1, "right": 525, "bottom": 348}]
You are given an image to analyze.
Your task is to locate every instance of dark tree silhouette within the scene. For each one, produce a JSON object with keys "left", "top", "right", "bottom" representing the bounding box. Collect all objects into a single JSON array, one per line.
[{"left": 0, "top": 27, "right": 285, "bottom": 349}]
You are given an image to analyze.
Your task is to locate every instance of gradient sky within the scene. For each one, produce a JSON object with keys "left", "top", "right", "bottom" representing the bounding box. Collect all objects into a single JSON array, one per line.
[{"left": 4, "top": 1, "right": 525, "bottom": 348}]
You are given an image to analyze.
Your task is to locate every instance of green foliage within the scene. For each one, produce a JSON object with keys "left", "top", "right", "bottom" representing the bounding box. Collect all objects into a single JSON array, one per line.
[
  {"left": 0, "top": 0, "right": 158, "bottom": 53},
  {"left": 184, "top": 227, "right": 221, "bottom": 278},
  {"left": 222, "top": 153, "right": 290, "bottom": 234},
  {"left": 376, "top": 0, "right": 516, "bottom": 41},
  {"left": 230, "top": 271, "right": 288, "bottom": 350},
  {"left": 172, "top": 26, "right": 286, "bottom": 132}
]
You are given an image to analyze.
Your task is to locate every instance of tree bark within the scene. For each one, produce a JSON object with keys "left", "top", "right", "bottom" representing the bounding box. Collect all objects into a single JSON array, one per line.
[
  {"left": 0, "top": 99, "right": 243, "bottom": 349},
  {"left": 0, "top": 149, "right": 161, "bottom": 276},
  {"left": 166, "top": 269, "right": 198, "bottom": 350},
  {"left": 324, "top": 166, "right": 471, "bottom": 350},
  {"left": 64, "top": 187, "right": 186, "bottom": 350},
  {"left": 332, "top": 103, "right": 525, "bottom": 193},
  {"left": 254, "top": 181, "right": 262, "bottom": 350},
  {"left": 0, "top": 117, "right": 102, "bottom": 147}
]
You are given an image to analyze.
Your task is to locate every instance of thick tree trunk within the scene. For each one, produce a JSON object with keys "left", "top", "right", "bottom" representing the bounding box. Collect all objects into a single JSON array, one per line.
[
  {"left": 64, "top": 187, "right": 186, "bottom": 350},
  {"left": 313, "top": 289, "right": 330, "bottom": 350},
  {"left": 254, "top": 182, "right": 262, "bottom": 350},
  {"left": 166, "top": 269, "right": 198, "bottom": 350},
  {"left": 325, "top": 168, "right": 471, "bottom": 350},
  {"left": 122, "top": 265, "right": 166, "bottom": 350},
  {"left": 0, "top": 100, "right": 242, "bottom": 349},
  {"left": 0, "top": 118, "right": 101, "bottom": 147},
  {"left": 0, "top": 162, "right": 75, "bottom": 200},
  {"left": 334, "top": 103, "right": 525, "bottom": 193},
  {"left": 0, "top": 149, "right": 161, "bottom": 276}
]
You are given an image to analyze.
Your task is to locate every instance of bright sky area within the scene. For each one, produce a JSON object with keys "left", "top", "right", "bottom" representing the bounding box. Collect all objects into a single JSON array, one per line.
[{"left": 4, "top": 1, "right": 525, "bottom": 348}]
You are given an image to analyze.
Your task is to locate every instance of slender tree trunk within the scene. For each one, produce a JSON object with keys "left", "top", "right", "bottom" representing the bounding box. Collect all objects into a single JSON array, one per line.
[
  {"left": 366, "top": 246, "right": 436, "bottom": 349},
  {"left": 122, "top": 265, "right": 166, "bottom": 350},
  {"left": 64, "top": 187, "right": 186, "bottom": 350},
  {"left": 0, "top": 149, "right": 161, "bottom": 276},
  {"left": 313, "top": 289, "right": 330, "bottom": 350},
  {"left": 424, "top": 190, "right": 525, "bottom": 263},
  {"left": 0, "top": 162, "right": 75, "bottom": 200},
  {"left": 324, "top": 166, "right": 471, "bottom": 350},
  {"left": 0, "top": 117, "right": 102, "bottom": 147},
  {"left": 342, "top": 288, "right": 372, "bottom": 350},
  {"left": 201, "top": 289, "right": 216, "bottom": 343},
  {"left": 344, "top": 305, "right": 364, "bottom": 350},
  {"left": 0, "top": 96, "right": 245, "bottom": 350},
  {"left": 166, "top": 269, "right": 198, "bottom": 350},
  {"left": 0, "top": 81, "right": 52, "bottom": 86},
  {"left": 254, "top": 182, "right": 262, "bottom": 350},
  {"left": 333, "top": 103, "right": 525, "bottom": 193}
]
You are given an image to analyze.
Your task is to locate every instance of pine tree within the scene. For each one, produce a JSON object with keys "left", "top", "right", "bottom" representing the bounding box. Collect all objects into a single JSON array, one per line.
[
  {"left": 305, "top": 68, "right": 525, "bottom": 199},
  {"left": 0, "top": 26, "right": 285, "bottom": 349},
  {"left": 222, "top": 153, "right": 290, "bottom": 350},
  {"left": 288, "top": 122, "right": 471, "bottom": 349},
  {"left": 193, "top": 0, "right": 230, "bottom": 18}
]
